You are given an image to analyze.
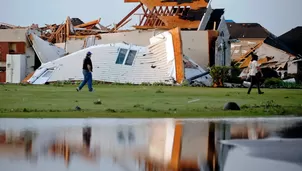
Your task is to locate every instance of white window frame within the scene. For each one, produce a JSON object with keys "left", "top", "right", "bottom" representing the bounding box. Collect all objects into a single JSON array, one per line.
[
  {"left": 124, "top": 49, "right": 137, "bottom": 66},
  {"left": 115, "top": 46, "right": 138, "bottom": 66},
  {"left": 115, "top": 48, "right": 128, "bottom": 65}
]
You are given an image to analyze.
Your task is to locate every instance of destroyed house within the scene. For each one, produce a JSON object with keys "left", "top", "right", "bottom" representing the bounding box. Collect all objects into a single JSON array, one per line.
[
  {"left": 227, "top": 22, "right": 300, "bottom": 79},
  {"left": 27, "top": 28, "right": 213, "bottom": 86},
  {"left": 227, "top": 22, "right": 295, "bottom": 55}
]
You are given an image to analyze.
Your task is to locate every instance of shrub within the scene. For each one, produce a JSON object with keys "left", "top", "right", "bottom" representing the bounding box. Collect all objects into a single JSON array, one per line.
[
  {"left": 264, "top": 78, "right": 282, "bottom": 87},
  {"left": 209, "top": 66, "right": 231, "bottom": 87},
  {"left": 225, "top": 65, "right": 242, "bottom": 84}
]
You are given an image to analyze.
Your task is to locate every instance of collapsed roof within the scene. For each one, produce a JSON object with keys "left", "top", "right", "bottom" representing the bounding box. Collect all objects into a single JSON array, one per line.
[
  {"left": 228, "top": 22, "right": 299, "bottom": 67},
  {"left": 37, "top": 17, "right": 108, "bottom": 44},
  {"left": 115, "top": 0, "right": 216, "bottom": 30}
]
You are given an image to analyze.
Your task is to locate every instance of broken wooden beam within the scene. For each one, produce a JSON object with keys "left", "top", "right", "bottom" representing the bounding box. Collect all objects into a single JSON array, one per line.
[
  {"left": 112, "top": 3, "right": 142, "bottom": 31},
  {"left": 74, "top": 18, "right": 101, "bottom": 28}
]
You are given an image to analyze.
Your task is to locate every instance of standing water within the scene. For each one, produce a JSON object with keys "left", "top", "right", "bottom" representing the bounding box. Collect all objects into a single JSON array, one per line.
[{"left": 0, "top": 117, "right": 302, "bottom": 171}]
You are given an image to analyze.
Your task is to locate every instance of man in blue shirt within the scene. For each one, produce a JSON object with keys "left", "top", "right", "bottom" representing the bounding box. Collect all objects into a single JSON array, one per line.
[{"left": 76, "top": 51, "right": 94, "bottom": 92}]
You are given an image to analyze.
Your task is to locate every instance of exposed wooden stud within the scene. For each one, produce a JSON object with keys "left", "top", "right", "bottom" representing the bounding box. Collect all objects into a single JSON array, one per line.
[{"left": 112, "top": 3, "right": 142, "bottom": 31}]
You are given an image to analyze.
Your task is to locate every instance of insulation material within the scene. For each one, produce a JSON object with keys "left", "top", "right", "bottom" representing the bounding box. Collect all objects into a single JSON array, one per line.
[{"left": 30, "top": 34, "right": 66, "bottom": 63}]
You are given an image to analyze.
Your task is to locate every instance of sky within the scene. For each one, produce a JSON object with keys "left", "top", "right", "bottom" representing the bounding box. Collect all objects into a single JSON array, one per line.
[{"left": 0, "top": 0, "right": 301, "bottom": 36}]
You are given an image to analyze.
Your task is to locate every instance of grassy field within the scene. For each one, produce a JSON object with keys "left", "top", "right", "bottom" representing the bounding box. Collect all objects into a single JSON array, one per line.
[{"left": 0, "top": 84, "right": 301, "bottom": 118}]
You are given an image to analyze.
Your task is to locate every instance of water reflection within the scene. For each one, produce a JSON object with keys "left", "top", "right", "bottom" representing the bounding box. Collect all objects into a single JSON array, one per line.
[{"left": 0, "top": 118, "right": 302, "bottom": 171}]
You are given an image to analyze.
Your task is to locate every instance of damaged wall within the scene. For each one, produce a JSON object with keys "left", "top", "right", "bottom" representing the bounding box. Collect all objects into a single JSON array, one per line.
[
  {"left": 63, "top": 30, "right": 162, "bottom": 53},
  {"left": 238, "top": 43, "right": 297, "bottom": 78},
  {"left": 252, "top": 43, "right": 295, "bottom": 69},
  {"left": 63, "top": 30, "right": 211, "bottom": 70},
  {"left": 28, "top": 31, "right": 179, "bottom": 84},
  {"left": 29, "top": 34, "right": 65, "bottom": 64},
  {"left": 0, "top": 29, "right": 36, "bottom": 77},
  {"left": 230, "top": 39, "right": 264, "bottom": 61},
  {"left": 181, "top": 31, "right": 210, "bottom": 69}
]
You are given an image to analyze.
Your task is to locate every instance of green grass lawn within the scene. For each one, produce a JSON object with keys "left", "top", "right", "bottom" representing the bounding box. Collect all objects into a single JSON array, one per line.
[{"left": 0, "top": 84, "right": 301, "bottom": 118}]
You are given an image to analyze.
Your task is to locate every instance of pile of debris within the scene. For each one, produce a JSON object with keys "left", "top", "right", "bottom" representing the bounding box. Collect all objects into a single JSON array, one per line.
[
  {"left": 34, "top": 17, "right": 111, "bottom": 44},
  {"left": 227, "top": 23, "right": 302, "bottom": 82}
]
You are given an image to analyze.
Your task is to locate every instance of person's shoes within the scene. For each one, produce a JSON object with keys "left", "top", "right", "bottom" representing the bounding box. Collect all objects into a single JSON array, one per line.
[
  {"left": 76, "top": 87, "right": 80, "bottom": 92},
  {"left": 89, "top": 88, "right": 94, "bottom": 92},
  {"left": 258, "top": 92, "right": 264, "bottom": 94}
]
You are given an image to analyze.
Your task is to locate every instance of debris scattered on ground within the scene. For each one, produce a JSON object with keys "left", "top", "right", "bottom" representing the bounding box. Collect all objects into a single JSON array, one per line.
[
  {"left": 188, "top": 99, "right": 200, "bottom": 103},
  {"left": 75, "top": 106, "right": 81, "bottom": 111},
  {"left": 94, "top": 99, "right": 102, "bottom": 105}
]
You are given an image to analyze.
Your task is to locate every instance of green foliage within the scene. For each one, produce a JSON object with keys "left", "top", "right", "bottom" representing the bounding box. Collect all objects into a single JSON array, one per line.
[
  {"left": 264, "top": 78, "right": 283, "bottom": 87},
  {"left": 152, "top": 82, "right": 167, "bottom": 86},
  {"left": 141, "top": 82, "right": 152, "bottom": 86},
  {"left": 264, "top": 78, "right": 302, "bottom": 89},
  {"left": 225, "top": 65, "right": 242, "bottom": 84},
  {"left": 209, "top": 66, "right": 231, "bottom": 87},
  {"left": 155, "top": 88, "right": 164, "bottom": 93},
  {"left": 181, "top": 80, "right": 190, "bottom": 87},
  {"left": 278, "top": 82, "right": 302, "bottom": 89}
]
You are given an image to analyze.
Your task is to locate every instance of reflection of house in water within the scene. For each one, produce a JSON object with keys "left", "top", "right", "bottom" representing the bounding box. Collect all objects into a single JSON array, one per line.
[
  {"left": 139, "top": 120, "right": 293, "bottom": 171},
  {"left": 4, "top": 120, "right": 297, "bottom": 171},
  {"left": 230, "top": 124, "right": 269, "bottom": 140},
  {"left": 0, "top": 129, "right": 37, "bottom": 160},
  {"left": 46, "top": 120, "right": 288, "bottom": 170},
  {"left": 139, "top": 120, "right": 222, "bottom": 171},
  {"left": 47, "top": 124, "right": 150, "bottom": 168}
]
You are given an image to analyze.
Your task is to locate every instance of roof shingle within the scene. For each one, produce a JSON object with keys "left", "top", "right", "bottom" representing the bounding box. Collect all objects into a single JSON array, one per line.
[
  {"left": 226, "top": 23, "right": 270, "bottom": 39},
  {"left": 278, "top": 26, "right": 302, "bottom": 56}
]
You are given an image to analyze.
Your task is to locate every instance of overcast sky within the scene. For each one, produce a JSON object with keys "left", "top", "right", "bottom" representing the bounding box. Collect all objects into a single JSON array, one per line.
[{"left": 0, "top": 0, "right": 301, "bottom": 36}]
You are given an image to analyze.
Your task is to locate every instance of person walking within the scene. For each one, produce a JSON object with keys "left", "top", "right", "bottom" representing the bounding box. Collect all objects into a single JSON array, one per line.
[
  {"left": 76, "top": 51, "right": 94, "bottom": 92},
  {"left": 247, "top": 53, "right": 264, "bottom": 94}
]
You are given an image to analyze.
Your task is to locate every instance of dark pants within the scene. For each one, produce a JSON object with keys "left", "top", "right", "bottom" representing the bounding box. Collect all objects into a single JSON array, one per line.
[
  {"left": 248, "top": 76, "right": 262, "bottom": 94},
  {"left": 78, "top": 69, "right": 93, "bottom": 91}
]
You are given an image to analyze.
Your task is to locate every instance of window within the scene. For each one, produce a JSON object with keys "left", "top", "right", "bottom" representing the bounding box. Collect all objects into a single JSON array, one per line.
[
  {"left": 115, "top": 48, "right": 138, "bottom": 66},
  {"left": 115, "top": 48, "right": 127, "bottom": 64},
  {"left": 125, "top": 50, "right": 137, "bottom": 66}
]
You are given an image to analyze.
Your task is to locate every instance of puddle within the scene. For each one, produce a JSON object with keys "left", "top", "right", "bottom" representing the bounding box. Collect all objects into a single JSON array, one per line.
[{"left": 0, "top": 118, "right": 302, "bottom": 171}]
